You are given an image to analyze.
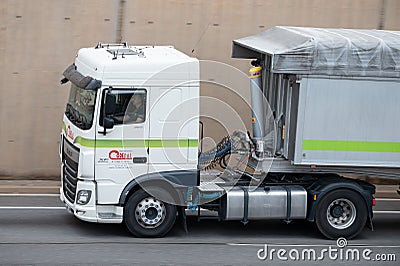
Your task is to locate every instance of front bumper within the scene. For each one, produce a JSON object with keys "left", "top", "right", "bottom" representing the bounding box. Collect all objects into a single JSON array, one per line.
[{"left": 60, "top": 179, "right": 123, "bottom": 223}]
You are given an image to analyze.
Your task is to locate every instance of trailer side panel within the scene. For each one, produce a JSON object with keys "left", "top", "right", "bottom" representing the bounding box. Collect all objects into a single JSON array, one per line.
[{"left": 294, "top": 76, "right": 400, "bottom": 167}]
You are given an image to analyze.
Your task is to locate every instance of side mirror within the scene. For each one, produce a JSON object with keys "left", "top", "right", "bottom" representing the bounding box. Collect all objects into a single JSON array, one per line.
[
  {"left": 102, "top": 91, "right": 116, "bottom": 135},
  {"left": 105, "top": 92, "right": 116, "bottom": 116},
  {"left": 104, "top": 117, "right": 114, "bottom": 129}
]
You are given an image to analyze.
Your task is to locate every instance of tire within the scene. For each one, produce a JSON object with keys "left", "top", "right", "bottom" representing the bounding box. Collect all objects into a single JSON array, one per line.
[
  {"left": 124, "top": 187, "right": 177, "bottom": 238},
  {"left": 315, "top": 189, "right": 367, "bottom": 240}
]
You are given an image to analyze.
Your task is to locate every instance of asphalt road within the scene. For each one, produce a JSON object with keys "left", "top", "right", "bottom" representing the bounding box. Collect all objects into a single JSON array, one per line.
[{"left": 0, "top": 195, "right": 399, "bottom": 265}]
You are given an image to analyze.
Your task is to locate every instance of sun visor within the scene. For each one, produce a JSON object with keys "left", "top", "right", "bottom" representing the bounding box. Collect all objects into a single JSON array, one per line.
[{"left": 61, "top": 64, "right": 102, "bottom": 90}]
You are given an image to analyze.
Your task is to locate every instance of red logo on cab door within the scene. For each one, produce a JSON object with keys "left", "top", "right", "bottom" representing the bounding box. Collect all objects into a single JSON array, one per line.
[
  {"left": 66, "top": 125, "right": 74, "bottom": 141},
  {"left": 109, "top": 150, "right": 133, "bottom": 161}
]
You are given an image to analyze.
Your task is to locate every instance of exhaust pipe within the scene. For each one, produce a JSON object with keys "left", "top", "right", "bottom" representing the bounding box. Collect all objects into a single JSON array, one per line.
[{"left": 249, "top": 65, "right": 265, "bottom": 155}]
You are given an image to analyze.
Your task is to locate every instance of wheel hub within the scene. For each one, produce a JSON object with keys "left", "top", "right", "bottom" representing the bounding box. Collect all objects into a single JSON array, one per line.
[
  {"left": 331, "top": 205, "right": 344, "bottom": 218},
  {"left": 145, "top": 207, "right": 158, "bottom": 220},
  {"left": 135, "top": 197, "right": 166, "bottom": 228},
  {"left": 326, "top": 198, "right": 356, "bottom": 229}
]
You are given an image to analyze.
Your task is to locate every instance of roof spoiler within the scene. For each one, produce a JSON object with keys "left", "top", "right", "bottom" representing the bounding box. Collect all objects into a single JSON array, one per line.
[{"left": 60, "top": 64, "right": 102, "bottom": 90}]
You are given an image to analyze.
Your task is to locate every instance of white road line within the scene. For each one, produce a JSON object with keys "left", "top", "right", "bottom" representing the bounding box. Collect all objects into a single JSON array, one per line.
[
  {"left": 0, "top": 194, "right": 59, "bottom": 197},
  {"left": 373, "top": 210, "right": 400, "bottom": 214},
  {"left": 0, "top": 194, "right": 399, "bottom": 199},
  {"left": 375, "top": 198, "right": 400, "bottom": 201},
  {"left": 1, "top": 208, "right": 397, "bottom": 212},
  {"left": 0, "top": 207, "right": 64, "bottom": 210}
]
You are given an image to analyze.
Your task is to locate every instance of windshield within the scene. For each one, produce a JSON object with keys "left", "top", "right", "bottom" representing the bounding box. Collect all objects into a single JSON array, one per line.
[{"left": 65, "top": 84, "right": 97, "bottom": 130}]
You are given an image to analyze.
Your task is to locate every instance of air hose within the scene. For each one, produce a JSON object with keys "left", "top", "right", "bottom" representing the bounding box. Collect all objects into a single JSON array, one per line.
[{"left": 198, "top": 131, "right": 251, "bottom": 171}]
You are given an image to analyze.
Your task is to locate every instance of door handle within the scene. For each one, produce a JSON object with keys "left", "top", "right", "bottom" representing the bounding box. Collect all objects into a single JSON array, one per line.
[{"left": 133, "top": 157, "right": 147, "bottom": 164}]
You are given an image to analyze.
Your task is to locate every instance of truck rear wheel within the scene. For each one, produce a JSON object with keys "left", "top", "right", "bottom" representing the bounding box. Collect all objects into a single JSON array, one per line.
[
  {"left": 124, "top": 188, "right": 177, "bottom": 237},
  {"left": 315, "top": 189, "right": 367, "bottom": 239}
]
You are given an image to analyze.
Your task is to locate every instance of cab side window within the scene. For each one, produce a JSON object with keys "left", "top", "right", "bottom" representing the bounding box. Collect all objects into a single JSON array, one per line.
[{"left": 100, "top": 89, "right": 146, "bottom": 125}]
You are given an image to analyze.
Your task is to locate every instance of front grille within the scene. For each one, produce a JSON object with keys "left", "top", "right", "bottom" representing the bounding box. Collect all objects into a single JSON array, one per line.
[{"left": 63, "top": 139, "right": 79, "bottom": 203}]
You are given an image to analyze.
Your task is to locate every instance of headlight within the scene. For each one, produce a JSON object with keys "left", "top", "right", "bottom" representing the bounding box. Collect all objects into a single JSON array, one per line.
[{"left": 76, "top": 190, "right": 92, "bottom": 205}]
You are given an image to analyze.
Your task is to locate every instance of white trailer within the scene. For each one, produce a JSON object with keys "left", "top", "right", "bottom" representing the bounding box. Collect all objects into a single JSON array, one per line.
[
  {"left": 233, "top": 26, "right": 400, "bottom": 174},
  {"left": 60, "top": 27, "right": 400, "bottom": 239}
]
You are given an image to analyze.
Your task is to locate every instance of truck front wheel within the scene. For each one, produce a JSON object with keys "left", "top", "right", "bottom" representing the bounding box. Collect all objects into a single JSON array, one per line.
[
  {"left": 124, "top": 188, "right": 177, "bottom": 237},
  {"left": 315, "top": 189, "right": 367, "bottom": 239}
]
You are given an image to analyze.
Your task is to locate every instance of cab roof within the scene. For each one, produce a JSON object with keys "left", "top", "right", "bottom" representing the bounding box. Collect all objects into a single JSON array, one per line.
[{"left": 74, "top": 44, "right": 199, "bottom": 86}]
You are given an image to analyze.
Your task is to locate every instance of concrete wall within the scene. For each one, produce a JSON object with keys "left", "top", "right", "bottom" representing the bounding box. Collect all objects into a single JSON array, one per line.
[{"left": 0, "top": 0, "right": 399, "bottom": 177}]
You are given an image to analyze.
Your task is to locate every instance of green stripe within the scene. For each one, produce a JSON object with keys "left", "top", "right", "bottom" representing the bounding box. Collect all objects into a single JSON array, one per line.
[
  {"left": 74, "top": 136, "right": 96, "bottom": 147},
  {"left": 74, "top": 137, "right": 198, "bottom": 148},
  {"left": 303, "top": 140, "right": 400, "bottom": 153},
  {"left": 188, "top": 139, "right": 198, "bottom": 147},
  {"left": 147, "top": 139, "right": 191, "bottom": 148},
  {"left": 62, "top": 122, "right": 66, "bottom": 132}
]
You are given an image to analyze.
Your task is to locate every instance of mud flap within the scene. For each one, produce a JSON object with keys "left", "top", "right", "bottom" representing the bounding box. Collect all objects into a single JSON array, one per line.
[{"left": 178, "top": 206, "right": 188, "bottom": 233}]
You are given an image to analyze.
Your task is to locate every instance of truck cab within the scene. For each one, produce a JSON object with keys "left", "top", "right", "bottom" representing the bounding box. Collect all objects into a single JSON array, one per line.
[{"left": 60, "top": 44, "right": 199, "bottom": 230}]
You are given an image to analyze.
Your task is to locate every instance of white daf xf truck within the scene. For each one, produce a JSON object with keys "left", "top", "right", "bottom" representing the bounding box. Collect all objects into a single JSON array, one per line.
[{"left": 60, "top": 27, "right": 400, "bottom": 239}]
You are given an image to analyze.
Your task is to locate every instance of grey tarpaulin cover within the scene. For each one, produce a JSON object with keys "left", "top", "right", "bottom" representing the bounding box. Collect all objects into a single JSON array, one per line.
[{"left": 232, "top": 26, "right": 400, "bottom": 77}]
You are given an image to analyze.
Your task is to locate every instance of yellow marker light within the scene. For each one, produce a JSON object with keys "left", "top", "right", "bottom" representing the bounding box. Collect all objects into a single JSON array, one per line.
[
  {"left": 313, "top": 194, "right": 317, "bottom": 201},
  {"left": 252, "top": 117, "right": 256, "bottom": 123},
  {"left": 249, "top": 66, "right": 262, "bottom": 79}
]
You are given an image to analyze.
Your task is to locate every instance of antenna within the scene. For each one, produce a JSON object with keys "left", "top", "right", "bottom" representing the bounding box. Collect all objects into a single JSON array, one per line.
[
  {"left": 191, "top": 21, "right": 213, "bottom": 54},
  {"left": 191, "top": 10, "right": 218, "bottom": 54}
]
